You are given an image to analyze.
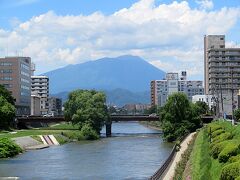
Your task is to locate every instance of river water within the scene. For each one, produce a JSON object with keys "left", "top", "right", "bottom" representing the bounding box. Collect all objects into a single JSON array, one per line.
[{"left": 0, "top": 122, "right": 173, "bottom": 180}]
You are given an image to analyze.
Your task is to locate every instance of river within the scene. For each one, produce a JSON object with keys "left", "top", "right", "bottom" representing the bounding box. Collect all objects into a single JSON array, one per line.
[{"left": 0, "top": 122, "right": 173, "bottom": 180}]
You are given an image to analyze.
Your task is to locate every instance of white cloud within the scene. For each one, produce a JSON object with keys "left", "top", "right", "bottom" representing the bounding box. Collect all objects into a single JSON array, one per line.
[
  {"left": 196, "top": 0, "right": 214, "bottom": 10},
  {"left": 0, "top": 0, "right": 240, "bottom": 77}
]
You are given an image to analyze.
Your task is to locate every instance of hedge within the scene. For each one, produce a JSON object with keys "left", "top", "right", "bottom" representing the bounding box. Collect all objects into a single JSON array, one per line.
[
  {"left": 208, "top": 124, "right": 222, "bottom": 134},
  {"left": 228, "top": 154, "right": 240, "bottom": 163},
  {"left": 220, "top": 162, "right": 240, "bottom": 180},
  {"left": 212, "top": 129, "right": 225, "bottom": 139},
  {"left": 211, "top": 141, "right": 229, "bottom": 159},
  {"left": 218, "top": 143, "right": 240, "bottom": 163},
  {"left": 212, "top": 132, "right": 233, "bottom": 144}
]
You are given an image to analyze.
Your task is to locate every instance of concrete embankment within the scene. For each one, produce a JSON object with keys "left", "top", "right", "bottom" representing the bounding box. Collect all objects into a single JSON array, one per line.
[
  {"left": 162, "top": 132, "right": 196, "bottom": 180},
  {"left": 13, "top": 136, "right": 49, "bottom": 150}
]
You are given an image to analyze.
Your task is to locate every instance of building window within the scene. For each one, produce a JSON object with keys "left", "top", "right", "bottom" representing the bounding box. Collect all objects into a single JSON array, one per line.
[
  {"left": 0, "top": 69, "right": 12, "bottom": 73},
  {"left": 21, "top": 63, "right": 30, "bottom": 70},
  {"left": 3, "top": 84, "right": 12, "bottom": 88},
  {"left": 21, "top": 78, "right": 30, "bottom": 83},
  {"left": 21, "top": 85, "right": 30, "bottom": 90},
  {"left": 21, "top": 71, "right": 30, "bottom": 77},
  {"left": 1, "top": 76, "right": 12, "bottom": 80},
  {"left": 0, "top": 62, "right": 12, "bottom": 66}
]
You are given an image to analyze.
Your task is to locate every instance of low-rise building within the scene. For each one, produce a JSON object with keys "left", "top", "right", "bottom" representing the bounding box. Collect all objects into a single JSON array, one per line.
[
  {"left": 192, "top": 95, "right": 214, "bottom": 110},
  {"left": 48, "top": 97, "right": 62, "bottom": 116}
]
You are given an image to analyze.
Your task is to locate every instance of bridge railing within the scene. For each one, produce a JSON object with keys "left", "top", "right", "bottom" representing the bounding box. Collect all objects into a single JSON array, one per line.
[{"left": 149, "top": 133, "right": 189, "bottom": 180}]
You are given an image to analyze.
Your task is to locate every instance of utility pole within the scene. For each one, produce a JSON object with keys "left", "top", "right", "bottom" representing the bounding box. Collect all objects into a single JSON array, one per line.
[
  {"left": 231, "top": 67, "right": 234, "bottom": 125},
  {"left": 220, "top": 83, "right": 224, "bottom": 118}
]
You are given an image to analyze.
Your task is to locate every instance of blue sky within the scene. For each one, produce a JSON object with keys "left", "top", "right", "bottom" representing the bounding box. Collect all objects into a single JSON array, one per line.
[{"left": 0, "top": 0, "right": 240, "bottom": 79}]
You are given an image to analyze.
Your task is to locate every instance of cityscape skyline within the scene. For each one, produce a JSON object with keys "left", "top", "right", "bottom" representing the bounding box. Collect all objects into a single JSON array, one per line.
[{"left": 0, "top": 0, "right": 239, "bottom": 80}]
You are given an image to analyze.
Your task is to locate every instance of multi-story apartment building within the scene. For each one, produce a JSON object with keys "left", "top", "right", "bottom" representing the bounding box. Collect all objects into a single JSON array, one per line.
[
  {"left": 204, "top": 35, "right": 240, "bottom": 115},
  {"left": 48, "top": 97, "right": 62, "bottom": 116},
  {"left": 31, "top": 76, "right": 49, "bottom": 115},
  {"left": 151, "top": 71, "right": 204, "bottom": 107},
  {"left": 0, "top": 57, "right": 31, "bottom": 115}
]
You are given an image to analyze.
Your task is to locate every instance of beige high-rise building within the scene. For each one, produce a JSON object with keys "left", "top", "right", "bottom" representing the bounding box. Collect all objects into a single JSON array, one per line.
[
  {"left": 0, "top": 57, "right": 31, "bottom": 115},
  {"left": 31, "top": 76, "right": 49, "bottom": 115},
  {"left": 204, "top": 35, "right": 225, "bottom": 94},
  {"left": 204, "top": 35, "right": 240, "bottom": 115}
]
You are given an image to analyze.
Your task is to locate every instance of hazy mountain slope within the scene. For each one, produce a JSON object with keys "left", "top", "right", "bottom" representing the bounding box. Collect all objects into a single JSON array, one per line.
[{"left": 43, "top": 55, "right": 165, "bottom": 94}]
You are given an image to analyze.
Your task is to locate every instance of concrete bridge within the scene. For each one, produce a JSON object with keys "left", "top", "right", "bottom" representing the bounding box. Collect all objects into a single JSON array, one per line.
[
  {"left": 16, "top": 115, "right": 213, "bottom": 137},
  {"left": 16, "top": 115, "right": 159, "bottom": 137}
]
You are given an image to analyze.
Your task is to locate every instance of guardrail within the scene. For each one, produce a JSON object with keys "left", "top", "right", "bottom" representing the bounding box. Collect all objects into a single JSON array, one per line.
[{"left": 149, "top": 134, "right": 189, "bottom": 180}]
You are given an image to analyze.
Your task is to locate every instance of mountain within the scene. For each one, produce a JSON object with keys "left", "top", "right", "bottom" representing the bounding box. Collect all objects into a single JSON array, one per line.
[
  {"left": 52, "top": 89, "right": 150, "bottom": 107},
  {"left": 43, "top": 55, "right": 165, "bottom": 94}
]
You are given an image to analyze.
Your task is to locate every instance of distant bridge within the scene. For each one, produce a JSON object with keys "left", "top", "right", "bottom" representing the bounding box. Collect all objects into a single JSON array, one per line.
[
  {"left": 16, "top": 115, "right": 159, "bottom": 123},
  {"left": 16, "top": 115, "right": 159, "bottom": 137},
  {"left": 16, "top": 115, "right": 213, "bottom": 137}
]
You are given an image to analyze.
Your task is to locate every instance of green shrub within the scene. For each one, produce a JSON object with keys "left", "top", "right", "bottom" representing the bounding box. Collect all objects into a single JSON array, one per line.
[
  {"left": 220, "top": 162, "right": 240, "bottom": 180},
  {"left": 62, "top": 131, "right": 84, "bottom": 140},
  {"left": 208, "top": 124, "right": 222, "bottom": 134},
  {"left": 218, "top": 143, "right": 240, "bottom": 163},
  {"left": 0, "top": 138, "right": 22, "bottom": 158},
  {"left": 236, "top": 176, "right": 240, "bottom": 180},
  {"left": 80, "top": 123, "right": 99, "bottom": 140},
  {"left": 211, "top": 141, "right": 229, "bottom": 159},
  {"left": 228, "top": 154, "right": 240, "bottom": 163},
  {"left": 212, "top": 132, "right": 232, "bottom": 144},
  {"left": 212, "top": 129, "right": 225, "bottom": 138}
]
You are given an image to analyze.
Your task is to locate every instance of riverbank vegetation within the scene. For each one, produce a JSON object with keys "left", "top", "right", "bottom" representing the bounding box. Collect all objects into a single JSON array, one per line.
[
  {"left": 160, "top": 93, "right": 205, "bottom": 142},
  {"left": 0, "top": 85, "right": 16, "bottom": 130},
  {"left": 186, "top": 121, "right": 240, "bottom": 180},
  {"left": 0, "top": 138, "right": 22, "bottom": 158},
  {"left": 64, "top": 89, "right": 109, "bottom": 139},
  {"left": 174, "top": 133, "right": 197, "bottom": 179}
]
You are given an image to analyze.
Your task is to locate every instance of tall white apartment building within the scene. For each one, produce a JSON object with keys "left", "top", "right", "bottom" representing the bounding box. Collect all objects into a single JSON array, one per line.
[
  {"left": 151, "top": 71, "right": 204, "bottom": 107},
  {"left": 204, "top": 35, "right": 240, "bottom": 116},
  {"left": 31, "top": 76, "right": 49, "bottom": 115}
]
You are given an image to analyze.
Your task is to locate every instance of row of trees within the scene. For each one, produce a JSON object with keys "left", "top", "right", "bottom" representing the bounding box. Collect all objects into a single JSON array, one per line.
[
  {"left": 0, "top": 85, "right": 16, "bottom": 130},
  {"left": 160, "top": 93, "right": 208, "bottom": 142},
  {"left": 64, "top": 90, "right": 209, "bottom": 141}
]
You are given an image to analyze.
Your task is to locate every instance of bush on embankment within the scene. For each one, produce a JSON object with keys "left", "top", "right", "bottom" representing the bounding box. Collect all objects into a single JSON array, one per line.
[
  {"left": 0, "top": 138, "right": 22, "bottom": 158},
  {"left": 189, "top": 121, "right": 240, "bottom": 179},
  {"left": 62, "top": 123, "right": 99, "bottom": 141}
]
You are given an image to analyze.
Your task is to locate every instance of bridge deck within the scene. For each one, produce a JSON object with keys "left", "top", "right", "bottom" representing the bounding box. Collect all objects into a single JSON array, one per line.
[{"left": 17, "top": 115, "right": 159, "bottom": 123}]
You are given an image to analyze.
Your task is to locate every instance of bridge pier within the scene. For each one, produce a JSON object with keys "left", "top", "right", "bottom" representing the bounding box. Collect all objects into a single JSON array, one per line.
[{"left": 106, "top": 121, "right": 112, "bottom": 137}]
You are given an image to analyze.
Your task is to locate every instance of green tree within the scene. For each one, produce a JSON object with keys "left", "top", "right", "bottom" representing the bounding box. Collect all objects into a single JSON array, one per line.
[
  {"left": 0, "top": 96, "right": 16, "bottom": 129},
  {"left": 0, "top": 85, "right": 15, "bottom": 105},
  {"left": 160, "top": 93, "right": 201, "bottom": 142},
  {"left": 64, "top": 90, "right": 109, "bottom": 134},
  {"left": 234, "top": 109, "right": 240, "bottom": 122},
  {"left": 193, "top": 101, "right": 209, "bottom": 115}
]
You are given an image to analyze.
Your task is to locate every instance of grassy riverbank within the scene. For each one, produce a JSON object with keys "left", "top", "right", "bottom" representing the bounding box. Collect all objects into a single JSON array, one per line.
[
  {"left": 0, "top": 122, "right": 101, "bottom": 158},
  {"left": 186, "top": 121, "right": 240, "bottom": 180}
]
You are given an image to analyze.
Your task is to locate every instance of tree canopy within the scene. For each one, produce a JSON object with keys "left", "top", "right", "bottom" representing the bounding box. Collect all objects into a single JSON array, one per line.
[
  {"left": 160, "top": 93, "right": 202, "bottom": 142},
  {"left": 64, "top": 90, "right": 109, "bottom": 134},
  {"left": 0, "top": 96, "right": 15, "bottom": 129},
  {"left": 0, "top": 85, "right": 15, "bottom": 105}
]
